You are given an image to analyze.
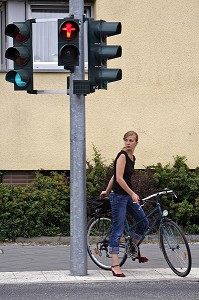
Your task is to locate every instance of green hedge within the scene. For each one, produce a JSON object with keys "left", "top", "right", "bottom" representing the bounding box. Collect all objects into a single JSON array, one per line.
[
  {"left": 0, "top": 151, "right": 199, "bottom": 241},
  {"left": 0, "top": 172, "right": 70, "bottom": 241},
  {"left": 147, "top": 156, "right": 199, "bottom": 233}
]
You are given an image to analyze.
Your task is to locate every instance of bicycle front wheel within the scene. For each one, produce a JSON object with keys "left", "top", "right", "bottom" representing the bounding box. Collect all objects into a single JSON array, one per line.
[
  {"left": 87, "top": 217, "right": 127, "bottom": 270},
  {"left": 159, "top": 219, "right": 192, "bottom": 277}
]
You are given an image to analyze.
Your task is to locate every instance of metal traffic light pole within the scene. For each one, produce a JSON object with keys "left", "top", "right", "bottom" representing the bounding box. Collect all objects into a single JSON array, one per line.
[{"left": 69, "top": 0, "right": 87, "bottom": 276}]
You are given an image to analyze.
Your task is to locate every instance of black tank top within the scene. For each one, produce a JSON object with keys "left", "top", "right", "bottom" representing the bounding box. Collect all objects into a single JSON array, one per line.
[{"left": 112, "top": 150, "right": 135, "bottom": 195}]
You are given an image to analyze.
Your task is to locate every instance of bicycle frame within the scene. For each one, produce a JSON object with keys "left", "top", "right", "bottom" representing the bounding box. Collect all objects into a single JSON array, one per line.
[{"left": 124, "top": 200, "right": 164, "bottom": 246}]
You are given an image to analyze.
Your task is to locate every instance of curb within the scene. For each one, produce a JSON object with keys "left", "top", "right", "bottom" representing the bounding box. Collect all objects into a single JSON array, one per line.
[{"left": 8, "top": 234, "right": 199, "bottom": 245}]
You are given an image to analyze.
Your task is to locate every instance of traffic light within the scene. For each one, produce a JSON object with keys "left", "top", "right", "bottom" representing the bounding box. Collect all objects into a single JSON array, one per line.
[
  {"left": 88, "top": 19, "right": 122, "bottom": 93},
  {"left": 5, "top": 20, "right": 33, "bottom": 92},
  {"left": 58, "top": 18, "right": 80, "bottom": 70}
]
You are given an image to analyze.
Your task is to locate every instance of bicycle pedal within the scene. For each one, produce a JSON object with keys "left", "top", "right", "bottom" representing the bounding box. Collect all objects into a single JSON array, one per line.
[
  {"left": 94, "top": 248, "right": 99, "bottom": 254},
  {"left": 132, "top": 256, "right": 138, "bottom": 261}
]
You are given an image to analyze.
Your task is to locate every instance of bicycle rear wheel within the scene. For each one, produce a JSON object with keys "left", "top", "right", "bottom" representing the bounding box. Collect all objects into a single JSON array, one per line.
[
  {"left": 87, "top": 217, "right": 127, "bottom": 270},
  {"left": 159, "top": 219, "right": 192, "bottom": 277}
]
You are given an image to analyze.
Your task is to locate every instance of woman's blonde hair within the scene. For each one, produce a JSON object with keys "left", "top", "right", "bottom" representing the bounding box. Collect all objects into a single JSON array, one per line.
[
  {"left": 123, "top": 130, "right": 138, "bottom": 142},
  {"left": 122, "top": 131, "right": 138, "bottom": 152}
]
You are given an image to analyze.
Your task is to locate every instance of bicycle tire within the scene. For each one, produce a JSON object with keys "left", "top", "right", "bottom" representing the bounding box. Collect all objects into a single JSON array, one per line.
[
  {"left": 87, "top": 217, "right": 127, "bottom": 270},
  {"left": 159, "top": 218, "right": 192, "bottom": 277}
]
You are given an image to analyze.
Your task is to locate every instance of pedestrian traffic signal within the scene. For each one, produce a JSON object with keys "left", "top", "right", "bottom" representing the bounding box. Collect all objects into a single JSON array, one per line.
[
  {"left": 88, "top": 19, "right": 122, "bottom": 93},
  {"left": 58, "top": 18, "right": 80, "bottom": 70},
  {"left": 5, "top": 20, "right": 33, "bottom": 92}
]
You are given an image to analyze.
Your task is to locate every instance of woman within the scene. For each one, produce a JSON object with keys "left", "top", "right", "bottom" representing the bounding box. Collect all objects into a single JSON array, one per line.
[{"left": 101, "top": 131, "right": 149, "bottom": 277}]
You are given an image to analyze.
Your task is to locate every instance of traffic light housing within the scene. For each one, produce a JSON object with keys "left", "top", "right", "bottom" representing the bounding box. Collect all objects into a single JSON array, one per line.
[
  {"left": 5, "top": 20, "right": 34, "bottom": 92},
  {"left": 88, "top": 19, "right": 122, "bottom": 93},
  {"left": 58, "top": 18, "right": 80, "bottom": 70}
]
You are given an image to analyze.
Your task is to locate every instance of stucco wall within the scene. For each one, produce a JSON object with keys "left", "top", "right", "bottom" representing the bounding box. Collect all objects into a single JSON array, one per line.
[
  {"left": 1, "top": 0, "right": 199, "bottom": 170},
  {"left": 0, "top": 73, "right": 70, "bottom": 170},
  {"left": 89, "top": 0, "right": 199, "bottom": 169}
]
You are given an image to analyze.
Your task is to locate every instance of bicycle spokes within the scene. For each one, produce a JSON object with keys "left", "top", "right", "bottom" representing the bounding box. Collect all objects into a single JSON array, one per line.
[
  {"left": 87, "top": 217, "right": 127, "bottom": 270},
  {"left": 160, "top": 219, "right": 192, "bottom": 277}
]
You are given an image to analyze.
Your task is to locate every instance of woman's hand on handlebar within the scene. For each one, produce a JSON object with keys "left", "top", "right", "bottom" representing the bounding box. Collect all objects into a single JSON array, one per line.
[
  {"left": 100, "top": 191, "right": 108, "bottom": 199},
  {"left": 131, "top": 191, "right": 140, "bottom": 204}
]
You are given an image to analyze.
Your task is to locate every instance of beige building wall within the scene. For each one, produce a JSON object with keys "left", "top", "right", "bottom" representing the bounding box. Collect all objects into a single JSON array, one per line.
[{"left": 1, "top": 0, "right": 199, "bottom": 170}]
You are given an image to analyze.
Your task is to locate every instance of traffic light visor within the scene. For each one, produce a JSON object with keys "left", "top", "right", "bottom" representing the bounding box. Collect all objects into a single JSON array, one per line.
[
  {"left": 5, "top": 70, "right": 30, "bottom": 87},
  {"left": 59, "top": 45, "right": 79, "bottom": 65},
  {"left": 5, "top": 23, "right": 30, "bottom": 42},
  {"left": 101, "top": 21, "right": 122, "bottom": 37},
  {"left": 5, "top": 47, "right": 30, "bottom": 66}
]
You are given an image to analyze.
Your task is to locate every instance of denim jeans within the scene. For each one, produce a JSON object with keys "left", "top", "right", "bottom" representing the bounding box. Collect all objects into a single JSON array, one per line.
[{"left": 109, "top": 192, "right": 149, "bottom": 254}]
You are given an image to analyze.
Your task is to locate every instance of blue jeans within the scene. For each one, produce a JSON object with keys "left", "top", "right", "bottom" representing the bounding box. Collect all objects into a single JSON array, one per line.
[{"left": 109, "top": 192, "right": 149, "bottom": 254}]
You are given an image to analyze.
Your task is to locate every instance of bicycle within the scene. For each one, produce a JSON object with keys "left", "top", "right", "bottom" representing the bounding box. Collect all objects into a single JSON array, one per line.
[{"left": 87, "top": 189, "right": 192, "bottom": 277}]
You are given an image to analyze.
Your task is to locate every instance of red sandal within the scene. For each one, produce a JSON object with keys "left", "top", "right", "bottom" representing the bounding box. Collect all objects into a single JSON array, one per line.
[
  {"left": 132, "top": 256, "right": 149, "bottom": 263},
  {"left": 111, "top": 265, "right": 126, "bottom": 277}
]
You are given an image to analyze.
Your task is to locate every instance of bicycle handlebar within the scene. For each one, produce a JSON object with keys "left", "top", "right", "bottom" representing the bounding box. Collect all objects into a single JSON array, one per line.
[
  {"left": 141, "top": 188, "right": 177, "bottom": 202},
  {"left": 99, "top": 188, "right": 177, "bottom": 204}
]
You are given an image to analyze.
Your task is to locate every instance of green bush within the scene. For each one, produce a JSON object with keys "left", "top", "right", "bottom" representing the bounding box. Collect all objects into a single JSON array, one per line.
[
  {"left": 149, "top": 156, "right": 199, "bottom": 233},
  {"left": 0, "top": 172, "right": 70, "bottom": 241}
]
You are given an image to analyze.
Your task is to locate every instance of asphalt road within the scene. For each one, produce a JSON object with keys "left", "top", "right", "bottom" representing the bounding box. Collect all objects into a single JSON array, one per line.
[
  {"left": 0, "top": 242, "right": 198, "bottom": 272},
  {"left": 0, "top": 281, "right": 198, "bottom": 300}
]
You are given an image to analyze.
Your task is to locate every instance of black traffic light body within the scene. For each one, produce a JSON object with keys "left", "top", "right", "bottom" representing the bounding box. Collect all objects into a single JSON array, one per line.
[
  {"left": 58, "top": 18, "right": 80, "bottom": 70},
  {"left": 5, "top": 20, "right": 33, "bottom": 92},
  {"left": 88, "top": 19, "right": 122, "bottom": 93}
]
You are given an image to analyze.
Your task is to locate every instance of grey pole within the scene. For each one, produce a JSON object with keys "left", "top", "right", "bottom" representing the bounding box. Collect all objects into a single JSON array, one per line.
[{"left": 69, "top": 0, "right": 87, "bottom": 275}]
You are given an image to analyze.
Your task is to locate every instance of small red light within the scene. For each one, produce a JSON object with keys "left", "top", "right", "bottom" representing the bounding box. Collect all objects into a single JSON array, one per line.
[
  {"left": 14, "top": 28, "right": 28, "bottom": 43},
  {"left": 61, "top": 22, "right": 77, "bottom": 39},
  {"left": 15, "top": 33, "right": 26, "bottom": 42},
  {"left": 60, "top": 20, "right": 79, "bottom": 41}
]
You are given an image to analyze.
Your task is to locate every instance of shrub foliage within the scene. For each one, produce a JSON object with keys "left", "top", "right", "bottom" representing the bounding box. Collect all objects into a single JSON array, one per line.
[
  {"left": 0, "top": 172, "right": 70, "bottom": 241},
  {"left": 148, "top": 156, "right": 199, "bottom": 233}
]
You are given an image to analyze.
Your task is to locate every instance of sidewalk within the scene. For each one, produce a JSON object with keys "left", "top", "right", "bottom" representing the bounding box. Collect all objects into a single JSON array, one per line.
[
  {"left": 0, "top": 268, "right": 198, "bottom": 284},
  {"left": 0, "top": 242, "right": 198, "bottom": 284}
]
